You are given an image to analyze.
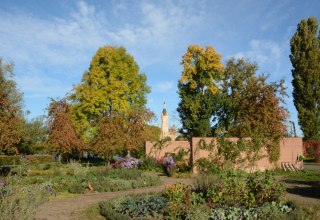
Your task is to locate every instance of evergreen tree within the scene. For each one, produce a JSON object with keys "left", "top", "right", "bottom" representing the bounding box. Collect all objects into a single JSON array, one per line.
[{"left": 290, "top": 17, "right": 320, "bottom": 140}]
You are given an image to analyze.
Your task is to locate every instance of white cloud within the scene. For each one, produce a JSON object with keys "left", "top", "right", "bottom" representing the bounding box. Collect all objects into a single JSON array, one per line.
[
  {"left": 156, "top": 81, "right": 174, "bottom": 92},
  {"left": 15, "top": 74, "right": 72, "bottom": 98},
  {"left": 0, "top": 0, "right": 205, "bottom": 114},
  {"left": 231, "top": 39, "right": 282, "bottom": 70}
]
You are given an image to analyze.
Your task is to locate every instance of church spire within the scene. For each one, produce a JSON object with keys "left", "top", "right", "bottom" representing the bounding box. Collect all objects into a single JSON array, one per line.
[{"left": 162, "top": 101, "right": 167, "bottom": 115}]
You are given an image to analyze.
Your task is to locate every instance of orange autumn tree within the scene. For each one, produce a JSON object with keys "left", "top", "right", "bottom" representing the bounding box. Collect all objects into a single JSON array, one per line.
[
  {"left": 214, "top": 58, "right": 288, "bottom": 163},
  {"left": 92, "top": 108, "right": 154, "bottom": 161},
  {"left": 47, "top": 98, "right": 83, "bottom": 160},
  {"left": 0, "top": 58, "right": 25, "bottom": 155}
]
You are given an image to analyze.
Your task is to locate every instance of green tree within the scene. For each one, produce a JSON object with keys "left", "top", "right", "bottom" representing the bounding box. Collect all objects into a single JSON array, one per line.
[
  {"left": 0, "top": 58, "right": 24, "bottom": 155},
  {"left": 177, "top": 45, "right": 224, "bottom": 138},
  {"left": 290, "top": 17, "right": 320, "bottom": 140},
  {"left": 70, "top": 46, "right": 150, "bottom": 142},
  {"left": 47, "top": 99, "right": 83, "bottom": 160},
  {"left": 145, "top": 125, "right": 161, "bottom": 142},
  {"left": 18, "top": 116, "right": 48, "bottom": 154},
  {"left": 214, "top": 58, "right": 288, "bottom": 162}
]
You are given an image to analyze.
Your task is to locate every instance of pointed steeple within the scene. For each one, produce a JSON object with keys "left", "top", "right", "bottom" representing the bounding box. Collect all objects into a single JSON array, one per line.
[{"left": 162, "top": 101, "right": 167, "bottom": 115}]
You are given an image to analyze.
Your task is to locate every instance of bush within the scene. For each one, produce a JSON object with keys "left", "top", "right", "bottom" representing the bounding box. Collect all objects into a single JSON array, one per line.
[
  {"left": 115, "top": 194, "right": 168, "bottom": 218},
  {"left": 0, "top": 155, "right": 53, "bottom": 166},
  {"left": 26, "top": 155, "right": 53, "bottom": 165},
  {"left": 167, "top": 148, "right": 190, "bottom": 172},
  {"left": 139, "top": 157, "right": 162, "bottom": 171},
  {"left": 0, "top": 156, "right": 21, "bottom": 166},
  {"left": 194, "top": 169, "right": 285, "bottom": 208},
  {"left": 99, "top": 199, "right": 131, "bottom": 220},
  {"left": 164, "top": 182, "right": 191, "bottom": 202},
  {"left": 209, "top": 202, "right": 294, "bottom": 220},
  {"left": 196, "top": 158, "right": 222, "bottom": 174},
  {"left": 159, "top": 155, "right": 177, "bottom": 176},
  {"left": 97, "top": 173, "right": 315, "bottom": 220},
  {"left": 0, "top": 176, "right": 52, "bottom": 220},
  {"left": 113, "top": 157, "right": 141, "bottom": 169}
]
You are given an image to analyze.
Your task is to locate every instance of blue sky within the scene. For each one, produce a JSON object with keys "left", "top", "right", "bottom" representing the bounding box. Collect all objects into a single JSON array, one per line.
[{"left": 1, "top": 0, "right": 319, "bottom": 136}]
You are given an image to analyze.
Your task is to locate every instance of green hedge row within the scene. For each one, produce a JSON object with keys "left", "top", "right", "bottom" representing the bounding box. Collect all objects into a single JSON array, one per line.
[{"left": 0, "top": 155, "right": 53, "bottom": 166}]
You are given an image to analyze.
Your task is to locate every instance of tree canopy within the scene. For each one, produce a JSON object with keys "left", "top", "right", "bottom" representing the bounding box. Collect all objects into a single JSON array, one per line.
[
  {"left": 290, "top": 17, "right": 320, "bottom": 140},
  {"left": 18, "top": 116, "right": 48, "bottom": 154},
  {"left": 0, "top": 58, "right": 24, "bottom": 155},
  {"left": 70, "top": 46, "right": 150, "bottom": 142},
  {"left": 92, "top": 109, "right": 154, "bottom": 160},
  {"left": 177, "top": 45, "right": 224, "bottom": 138},
  {"left": 214, "top": 58, "right": 288, "bottom": 162},
  {"left": 47, "top": 99, "right": 83, "bottom": 156}
]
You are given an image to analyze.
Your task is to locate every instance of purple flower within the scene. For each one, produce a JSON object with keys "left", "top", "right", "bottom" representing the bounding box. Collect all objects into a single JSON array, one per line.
[
  {"left": 165, "top": 156, "right": 177, "bottom": 168},
  {"left": 117, "top": 157, "right": 141, "bottom": 169},
  {"left": 0, "top": 181, "right": 6, "bottom": 187}
]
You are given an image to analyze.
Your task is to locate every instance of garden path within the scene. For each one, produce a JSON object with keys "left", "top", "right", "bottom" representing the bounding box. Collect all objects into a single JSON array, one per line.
[
  {"left": 34, "top": 176, "right": 319, "bottom": 220},
  {"left": 34, "top": 176, "right": 192, "bottom": 220}
]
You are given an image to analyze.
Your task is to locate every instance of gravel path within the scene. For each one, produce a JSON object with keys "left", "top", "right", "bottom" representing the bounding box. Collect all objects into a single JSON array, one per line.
[{"left": 34, "top": 177, "right": 192, "bottom": 220}]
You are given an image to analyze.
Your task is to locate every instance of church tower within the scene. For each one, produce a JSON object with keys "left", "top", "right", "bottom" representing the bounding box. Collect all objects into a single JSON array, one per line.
[{"left": 160, "top": 102, "right": 170, "bottom": 139}]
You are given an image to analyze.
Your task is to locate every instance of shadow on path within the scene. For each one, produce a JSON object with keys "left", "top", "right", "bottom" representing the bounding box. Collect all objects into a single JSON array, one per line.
[{"left": 285, "top": 179, "right": 320, "bottom": 199}]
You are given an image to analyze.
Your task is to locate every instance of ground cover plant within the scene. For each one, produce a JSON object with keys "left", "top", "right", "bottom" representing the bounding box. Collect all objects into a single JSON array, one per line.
[
  {"left": 98, "top": 168, "right": 319, "bottom": 219},
  {"left": 0, "top": 175, "right": 53, "bottom": 220},
  {"left": 0, "top": 156, "right": 162, "bottom": 220},
  {"left": 1, "top": 161, "right": 160, "bottom": 195}
]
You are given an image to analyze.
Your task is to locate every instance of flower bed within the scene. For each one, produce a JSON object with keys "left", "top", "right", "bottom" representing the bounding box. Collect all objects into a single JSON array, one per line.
[{"left": 98, "top": 169, "right": 318, "bottom": 219}]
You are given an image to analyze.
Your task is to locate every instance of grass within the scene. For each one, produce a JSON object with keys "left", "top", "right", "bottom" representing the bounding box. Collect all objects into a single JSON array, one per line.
[
  {"left": 81, "top": 203, "right": 105, "bottom": 220},
  {"left": 304, "top": 161, "right": 320, "bottom": 165},
  {"left": 275, "top": 168, "right": 320, "bottom": 182}
]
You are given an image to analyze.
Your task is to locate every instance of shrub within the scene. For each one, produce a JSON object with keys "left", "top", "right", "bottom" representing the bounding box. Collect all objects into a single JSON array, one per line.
[
  {"left": 139, "top": 157, "right": 162, "bottom": 171},
  {"left": 164, "top": 182, "right": 194, "bottom": 219},
  {"left": 0, "top": 155, "right": 53, "bottom": 166},
  {"left": 164, "top": 182, "right": 191, "bottom": 202},
  {"left": 99, "top": 194, "right": 167, "bottom": 219},
  {"left": 194, "top": 169, "right": 285, "bottom": 208},
  {"left": 116, "top": 194, "right": 168, "bottom": 218},
  {"left": 26, "top": 155, "right": 53, "bottom": 165},
  {"left": 159, "top": 155, "right": 177, "bottom": 176},
  {"left": 167, "top": 148, "right": 190, "bottom": 172},
  {"left": 0, "top": 176, "right": 52, "bottom": 220},
  {"left": 99, "top": 199, "right": 131, "bottom": 220},
  {"left": 0, "top": 156, "right": 21, "bottom": 166},
  {"left": 209, "top": 202, "right": 293, "bottom": 220},
  {"left": 113, "top": 157, "right": 141, "bottom": 169},
  {"left": 196, "top": 158, "right": 222, "bottom": 174}
]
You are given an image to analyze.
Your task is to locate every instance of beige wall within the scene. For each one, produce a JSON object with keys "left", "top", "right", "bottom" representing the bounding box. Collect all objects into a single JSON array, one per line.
[
  {"left": 145, "top": 141, "right": 190, "bottom": 159},
  {"left": 145, "top": 137, "right": 303, "bottom": 172}
]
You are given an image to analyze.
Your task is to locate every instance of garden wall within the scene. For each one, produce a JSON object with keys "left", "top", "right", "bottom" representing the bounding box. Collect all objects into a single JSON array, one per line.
[
  {"left": 145, "top": 137, "right": 303, "bottom": 173},
  {"left": 145, "top": 141, "right": 190, "bottom": 159}
]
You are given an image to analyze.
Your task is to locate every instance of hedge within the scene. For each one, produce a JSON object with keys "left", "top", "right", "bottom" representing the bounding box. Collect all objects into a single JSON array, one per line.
[{"left": 0, "top": 155, "right": 53, "bottom": 166}]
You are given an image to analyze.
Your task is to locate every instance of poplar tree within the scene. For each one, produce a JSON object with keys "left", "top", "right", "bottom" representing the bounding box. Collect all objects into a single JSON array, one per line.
[
  {"left": 290, "top": 17, "right": 320, "bottom": 140},
  {"left": 177, "top": 45, "right": 224, "bottom": 138}
]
